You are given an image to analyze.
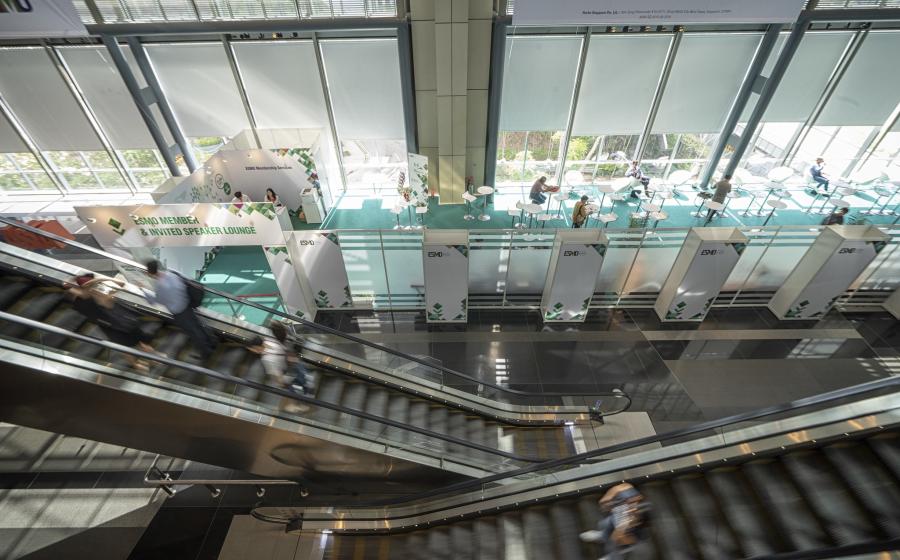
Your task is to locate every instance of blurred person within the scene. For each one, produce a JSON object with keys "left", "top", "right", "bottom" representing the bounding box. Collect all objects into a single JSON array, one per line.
[
  {"left": 530, "top": 176, "right": 558, "bottom": 205},
  {"left": 823, "top": 206, "right": 849, "bottom": 225},
  {"left": 626, "top": 160, "right": 651, "bottom": 198},
  {"left": 581, "top": 482, "right": 651, "bottom": 560},
  {"left": 810, "top": 157, "right": 830, "bottom": 192},
  {"left": 231, "top": 191, "right": 251, "bottom": 208},
  {"left": 141, "top": 260, "right": 216, "bottom": 360},
  {"left": 572, "top": 195, "right": 593, "bottom": 228},
  {"left": 251, "top": 320, "right": 310, "bottom": 413},
  {"left": 705, "top": 174, "right": 732, "bottom": 224},
  {"left": 265, "top": 188, "right": 283, "bottom": 208},
  {"left": 64, "top": 274, "right": 156, "bottom": 373}
]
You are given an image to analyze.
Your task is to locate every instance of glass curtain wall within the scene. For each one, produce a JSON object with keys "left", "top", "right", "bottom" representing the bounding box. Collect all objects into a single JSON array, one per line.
[
  {"left": 0, "top": 112, "right": 56, "bottom": 192},
  {"left": 0, "top": 47, "right": 131, "bottom": 191},
  {"left": 496, "top": 36, "right": 582, "bottom": 194}
]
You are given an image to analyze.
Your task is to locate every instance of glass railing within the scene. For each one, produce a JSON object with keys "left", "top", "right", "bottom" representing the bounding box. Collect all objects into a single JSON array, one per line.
[{"left": 0, "top": 309, "right": 539, "bottom": 474}]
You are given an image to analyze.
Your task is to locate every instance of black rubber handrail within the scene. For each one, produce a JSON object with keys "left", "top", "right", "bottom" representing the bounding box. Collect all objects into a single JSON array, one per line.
[
  {"left": 0, "top": 309, "right": 543, "bottom": 463},
  {"left": 0, "top": 216, "right": 629, "bottom": 400}
]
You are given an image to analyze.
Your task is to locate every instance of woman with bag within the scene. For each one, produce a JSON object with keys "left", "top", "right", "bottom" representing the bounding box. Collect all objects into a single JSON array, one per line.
[{"left": 252, "top": 320, "right": 310, "bottom": 413}]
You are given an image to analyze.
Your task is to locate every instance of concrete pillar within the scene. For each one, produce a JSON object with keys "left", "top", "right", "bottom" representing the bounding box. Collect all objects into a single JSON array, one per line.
[{"left": 411, "top": 0, "right": 492, "bottom": 204}]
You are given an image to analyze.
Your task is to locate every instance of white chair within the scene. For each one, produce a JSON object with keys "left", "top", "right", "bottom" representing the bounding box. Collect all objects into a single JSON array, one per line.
[
  {"left": 415, "top": 205, "right": 428, "bottom": 228},
  {"left": 508, "top": 207, "right": 521, "bottom": 228},
  {"left": 390, "top": 205, "right": 404, "bottom": 229},
  {"left": 649, "top": 210, "right": 668, "bottom": 229}
]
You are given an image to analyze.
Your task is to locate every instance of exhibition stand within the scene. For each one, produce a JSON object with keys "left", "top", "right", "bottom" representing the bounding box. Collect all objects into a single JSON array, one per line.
[
  {"left": 422, "top": 230, "right": 469, "bottom": 323},
  {"left": 541, "top": 230, "right": 608, "bottom": 322}
]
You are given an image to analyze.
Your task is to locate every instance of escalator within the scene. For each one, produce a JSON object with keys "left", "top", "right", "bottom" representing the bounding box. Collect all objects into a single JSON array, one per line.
[{"left": 254, "top": 379, "right": 900, "bottom": 559}]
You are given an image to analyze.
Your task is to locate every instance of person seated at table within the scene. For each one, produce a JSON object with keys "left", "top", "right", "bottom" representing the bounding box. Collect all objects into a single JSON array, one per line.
[
  {"left": 822, "top": 206, "right": 848, "bottom": 225},
  {"left": 810, "top": 157, "right": 830, "bottom": 192},
  {"left": 572, "top": 195, "right": 593, "bottom": 228},
  {"left": 530, "top": 176, "right": 558, "bottom": 204},
  {"left": 231, "top": 191, "right": 251, "bottom": 209},
  {"left": 706, "top": 174, "right": 732, "bottom": 223},
  {"left": 626, "top": 160, "right": 652, "bottom": 199}
]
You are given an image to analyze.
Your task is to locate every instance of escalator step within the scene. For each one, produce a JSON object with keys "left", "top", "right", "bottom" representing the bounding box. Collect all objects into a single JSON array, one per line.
[
  {"left": 338, "top": 382, "right": 367, "bottom": 432},
  {"left": 449, "top": 523, "right": 474, "bottom": 558},
  {"left": 151, "top": 331, "right": 191, "bottom": 379},
  {"left": 447, "top": 412, "right": 468, "bottom": 455},
  {"left": 466, "top": 417, "right": 489, "bottom": 449},
  {"left": 404, "top": 531, "right": 428, "bottom": 560},
  {"left": 522, "top": 507, "right": 557, "bottom": 558},
  {"left": 65, "top": 322, "right": 106, "bottom": 359},
  {"left": 425, "top": 527, "right": 452, "bottom": 560},
  {"left": 823, "top": 442, "right": 900, "bottom": 538},
  {"left": 408, "top": 401, "right": 429, "bottom": 431},
  {"left": 204, "top": 346, "right": 246, "bottom": 393},
  {"left": 384, "top": 395, "right": 411, "bottom": 443},
  {"left": 781, "top": 449, "right": 878, "bottom": 546},
  {"left": 314, "top": 376, "right": 345, "bottom": 424},
  {"left": 867, "top": 433, "right": 900, "bottom": 481},
  {"left": 235, "top": 360, "right": 265, "bottom": 401},
  {"left": 38, "top": 304, "right": 87, "bottom": 348},
  {"left": 483, "top": 421, "right": 500, "bottom": 450},
  {"left": 742, "top": 458, "right": 831, "bottom": 552},
  {"left": 360, "top": 387, "right": 389, "bottom": 437},
  {"left": 705, "top": 466, "right": 781, "bottom": 557},
  {"left": 576, "top": 494, "right": 604, "bottom": 559},
  {"left": 498, "top": 513, "right": 526, "bottom": 559},
  {"left": 549, "top": 501, "right": 584, "bottom": 559},
  {"left": 473, "top": 517, "right": 502, "bottom": 560},
  {"left": 429, "top": 406, "right": 449, "bottom": 452},
  {"left": 0, "top": 277, "right": 33, "bottom": 310},
  {"left": 671, "top": 473, "right": 742, "bottom": 559},
  {"left": 2, "top": 289, "right": 65, "bottom": 338},
  {"left": 639, "top": 480, "right": 701, "bottom": 560}
]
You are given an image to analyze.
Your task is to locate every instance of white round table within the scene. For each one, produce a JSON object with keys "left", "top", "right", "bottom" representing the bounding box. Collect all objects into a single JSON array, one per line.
[
  {"left": 666, "top": 169, "right": 692, "bottom": 190},
  {"left": 598, "top": 212, "right": 618, "bottom": 228},
  {"left": 597, "top": 184, "right": 615, "bottom": 210},
  {"left": 536, "top": 213, "right": 553, "bottom": 229},
  {"left": 476, "top": 186, "right": 494, "bottom": 221},
  {"left": 523, "top": 203, "right": 542, "bottom": 228},
  {"left": 654, "top": 189, "right": 675, "bottom": 209},
  {"left": 644, "top": 203, "right": 661, "bottom": 214},
  {"left": 553, "top": 192, "right": 570, "bottom": 217},
  {"left": 763, "top": 199, "right": 788, "bottom": 226},
  {"left": 649, "top": 210, "right": 668, "bottom": 228},
  {"left": 703, "top": 200, "right": 725, "bottom": 224},
  {"left": 462, "top": 191, "right": 477, "bottom": 221}
]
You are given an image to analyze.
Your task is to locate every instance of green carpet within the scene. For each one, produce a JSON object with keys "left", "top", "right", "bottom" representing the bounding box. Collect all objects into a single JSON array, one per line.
[{"left": 198, "top": 245, "right": 282, "bottom": 325}]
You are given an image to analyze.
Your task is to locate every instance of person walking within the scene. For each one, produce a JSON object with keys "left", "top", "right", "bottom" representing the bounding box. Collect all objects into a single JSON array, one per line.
[
  {"left": 810, "top": 157, "right": 830, "bottom": 192},
  {"left": 580, "top": 482, "right": 652, "bottom": 560},
  {"left": 823, "top": 206, "right": 849, "bottom": 225},
  {"left": 251, "top": 320, "right": 310, "bottom": 413},
  {"left": 572, "top": 195, "right": 592, "bottom": 228},
  {"left": 141, "top": 260, "right": 216, "bottom": 360},
  {"left": 626, "top": 160, "right": 651, "bottom": 198},
  {"left": 705, "top": 174, "right": 732, "bottom": 224}
]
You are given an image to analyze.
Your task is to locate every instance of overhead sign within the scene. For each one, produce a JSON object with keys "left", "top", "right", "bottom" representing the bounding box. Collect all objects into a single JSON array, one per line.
[
  {"left": 75, "top": 203, "right": 287, "bottom": 249},
  {"left": 513, "top": 0, "right": 806, "bottom": 26},
  {"left": 0, "top": 0, "right": 88, "bottom": 38}
]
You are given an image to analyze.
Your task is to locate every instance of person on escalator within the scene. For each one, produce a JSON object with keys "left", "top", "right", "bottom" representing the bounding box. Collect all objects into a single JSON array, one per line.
[
  {"left": 580, "top": 482, "right": 651, "bottom": 560},
  {"left": 64, "top": 273, "right": 157, "bottom": 373},
  {"left": 142, "top": 260, "right": 216, "bottom": 360},
  {"left": 251, "top": 320, "right": 310, "bottom": 413}
]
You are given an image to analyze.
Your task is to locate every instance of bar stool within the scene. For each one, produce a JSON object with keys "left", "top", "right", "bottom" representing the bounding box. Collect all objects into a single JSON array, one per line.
[
  {"left": 598, "top": 212, "right": 618, "bottom": 229},
  {"left": 741, "top": 184, "right": 766, "bottom": 216},
  {"left": 553, "top": 192, "right": 570, "bottom": 218},
  {"left": 537, "top": 213, "right": 553, "bottom": 229},
  {"left": 508, "top": 207, "right": 521, "bottom": 228},
  {"left": 763, "top": 199, "right": 787, "bottom": 226},
  {"left": 462, "top": 191, "right": 477, "bottom": 221},
  {"left": 523, "top": 203, "right": 542, "bottom": 228},
  {"left": 643, "top": 203, "right": 661, "bottom": 218},
  {"left": 609, "top": 192, "right": 627, "bottom": 209},
  {"left": 391, "top": 205, "right": 404, "bottom": 229},
  {"left": 476, "top": 186, "right": 494, "bottom": 221},
  {"left": 804, "top": 188, "right": 830, "bottom": 214},
  {"left": 692, "top": 191, "right": 713, "bottom": 217},
  {"left": 703, "top": 201, "right": 725, "bottom": 225},
  {"left": 655, "top": 189, "right": 675, "bottom": 210},
  {"left": 862, "top": 185, "right": 897, "bottom": 215},
  {"left": 723, "top": 190, "right": 741, "bottom": 213},
  {"left": 666, "top": 169, "right": 693, "bottom": 193},
  {"left": 415, "top": 205, "right": 428, "bottom": 228},
  {"left": 649, "top": 210, "right": 668, "bottom": 229},
  {"left": 827, "top": 198, "right": 851, "bottom": 214},
  {"left": 596, "top": 184, "right": 615, "bottom": 211}
]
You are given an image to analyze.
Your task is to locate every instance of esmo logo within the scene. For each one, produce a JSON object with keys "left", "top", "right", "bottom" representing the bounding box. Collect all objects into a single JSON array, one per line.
[
  {"left": 838, "top": 248, "right": 857, "bottom": 254},
  {"left": 700, "top": 249, "right": 720, "bottom": 256},
  {"left": 0, "top": 1, "right": 33, "bottom": 13},
  {"left": 298, "top": 240, "right": 315, "bottom": 246},
  {"left": 563, "top": 250, "right": 582, "bottom": 257},
  {"left": 427, "top": 251, "right": 443, "bottom": 258}
]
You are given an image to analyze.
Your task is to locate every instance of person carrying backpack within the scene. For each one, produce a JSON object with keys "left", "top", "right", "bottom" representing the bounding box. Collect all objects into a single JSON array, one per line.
[
  {"left": 141, "top": 260, "right": 216, "bottom": 360},
  {"left": 580, "top": 482, "right": 652, "bottom": 560}
]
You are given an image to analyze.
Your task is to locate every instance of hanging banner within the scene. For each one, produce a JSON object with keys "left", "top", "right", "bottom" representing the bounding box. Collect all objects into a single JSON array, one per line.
[
  {"left": 74, "top": 203, "right": 287, "bottom": 249},
  {"left": 0, "top": 0, "right": 87, "bottom": 38},
  {"left": 513, "top": 0, "right": 806, "bottom": 26},
  {"left": 407, "top": 153, "right": 430, "bottom": 204},
  {"left": 542, "top": 235, "right": 607, "bottom": 322},
  {"left": 263, "top": 245, "right": 315, "bottom": 320},
  {"left": 423, "top": 232, "right": 469, "bottom": 323},
  {"left": 289, "top": 232, "right": 352, "bottom": 309}
]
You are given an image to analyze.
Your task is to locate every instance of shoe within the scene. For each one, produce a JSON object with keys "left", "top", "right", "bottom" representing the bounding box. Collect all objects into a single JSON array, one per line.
[
  {"left": 283, "top": 403, "right": 310, "bottom": 414},
  {"left": 290, "top": 384, "right": 309, "bottom": 395},
  {"left": 580, "top": 530, "right": 603, "bottom": 543}
]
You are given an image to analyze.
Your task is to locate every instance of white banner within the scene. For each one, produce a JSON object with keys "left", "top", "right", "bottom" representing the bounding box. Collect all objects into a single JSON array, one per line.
[
  {"left": 263, "top": 245, "right": 315, "bottom": 320},
  {"left": 423, "top": 244, "right": 468, "bottom": 323},
  {"left": 289, "top": 232, "right": 352, "bottom": 309},
  {"left": 513, "top": 0, "right": 806, "bottom": 26},
  {"left": 0, "top": 0, "right": 87, "bottom": 38},
  {"left": 407, "top": 152, "right": 430, "bottom": 205},
  {"left": 783, "top": 240, "right": 882, "bottom": 319},
  {"left": 543, "top": 242, "right": 606, "bottom": 322},
  {"left": 663, "top": 241, "right": 744, "bottom": 321},
  {"left": 75, "top": 203, "right": 287, "bottom": 249}
]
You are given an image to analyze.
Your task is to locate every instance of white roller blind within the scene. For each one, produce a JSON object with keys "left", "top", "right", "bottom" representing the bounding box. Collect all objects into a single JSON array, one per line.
[
  {"left": 0, "top": 48, "right": 103, "bottom": 151},
  {"left": 232, "top": 41, "right": 329, "bottom": 130},
  {"left": 652, "top": 33, "right": 762, "bottom": 133},
  {"left": 0, "top": 112, "right": 27, "bottom": 153},
  {"left": 319, "top": 39, "right": 405, "bottom": 140},
  {"left": 818, "top": 31, "right": 900, "bottom": 126},
  {"left": 145, "top": 43, "right": 250, "bottom": 137},
  {"left": 572, "top": 35, "right": 671, "bottom": 135},
  {"left": 499, "top": 36, "right": 582, "bottom": 131},
  {"left": 760, "top": 32, "right": 852, "bottom": 123},
  {"left": 58, "top": 46, "right": 157, "bottom": 150}
]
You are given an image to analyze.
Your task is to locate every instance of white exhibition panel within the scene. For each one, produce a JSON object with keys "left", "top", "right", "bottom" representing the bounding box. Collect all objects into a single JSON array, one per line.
[
  {"left": 319, "top": 38, "right": 406, "bottom": 140},
  {"left": 57, "top": 46, "right": 157, "bottom": 150},
  {"left": 652, "top": 33, "right": 762, "bottom": 134},
  {"left": 541, "top": 231, "right": 607, "bottom": 322},
  {"left": 74, "top": 203, "right": 288, "bottom": 249},
  {"left": 289, "top": 232, "right": 353, "bottom": 309},
  {"left": 758, "top": 32, "right": 853, "bottom": 123},
  {"left": 231, "top": 41, "right": 330, "bottom": 130},
  {"left": 423, "top": 231, "right": 469, "bottom": 323},
  {"left": 145, "top": 43, "right": 250, "bottom": 138},
  {"left": 572, "top": 35, "right": 671, "bottom": 136},
  {"left": 0, "top": 111, "right": 27, "bottom": 154},
  {"left": 769, "top": 226, "right": 889, "bottom": 320},
  {"left": 263, "top": 245, "right": 315, "bottom": 320},
  {"left": 0, "top": 47, "right": 104, "bottom": 151},
  {"left": 655, "top": 228, "right": 747, "bottom": 322},
  {"left": 818, "top": 31, "right": 900, "bottom": 127},
  {"left": 513, "top": 0, "right": 806, "bottom": 25},
  {"left": 499, "top": 36, "right": 583, "bottom": 132}
]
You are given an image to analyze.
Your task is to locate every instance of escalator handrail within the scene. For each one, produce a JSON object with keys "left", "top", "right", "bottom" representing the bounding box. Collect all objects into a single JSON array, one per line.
[
  {"left": 0, "top": 216, "right": 629, "bottom": 401},
  {"left": 0, "top": 309, "right": 544, "bottom": 463},
  {"left": 381, "top": 374, "right": 900, "bottom": 504}
]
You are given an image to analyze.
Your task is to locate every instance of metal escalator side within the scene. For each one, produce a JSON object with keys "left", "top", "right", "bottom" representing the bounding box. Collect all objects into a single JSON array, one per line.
[
  {"left": 0, "top": 309, "right": 549, "bottom": 491},
  {"left": 0, "top": 216, "right": 632, "bottom": 417},
  {"left": 253, "top": 378, "right": 900, "bottom": 559}
]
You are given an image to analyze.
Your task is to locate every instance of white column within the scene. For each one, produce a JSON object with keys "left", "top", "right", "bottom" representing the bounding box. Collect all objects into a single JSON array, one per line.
[
  {"left": 423, "top": 230, "right": 469, "bottom": 323},
  {"left": 288, "top": 231, "right": 352, "bottom": 310},
  {"left": 769, "top": 225, "right": 890, "bottom": 320},
  {"left": 655, "top": 227, "right": 749, "bottom": 322},
  {"left": 541, "top": 230, "right": 608, "bottom": 323},
  {"left": 263, "top": 245, "right": 316, "bottom": 320}
]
